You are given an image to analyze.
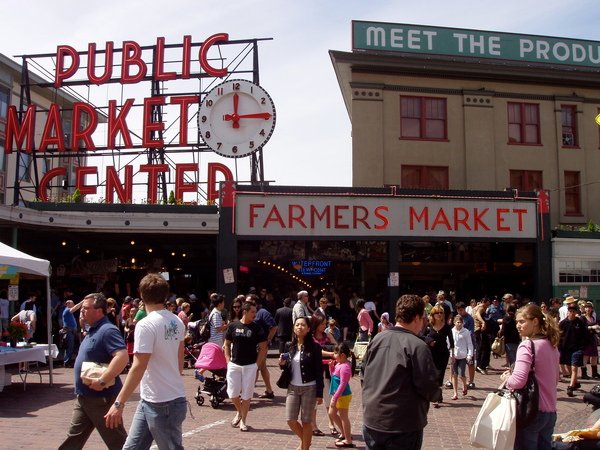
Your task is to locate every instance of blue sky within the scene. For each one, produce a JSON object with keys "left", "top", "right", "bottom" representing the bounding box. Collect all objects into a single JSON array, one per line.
[{"left": 1, "top": 0, "right": 599, "bottom": 199}]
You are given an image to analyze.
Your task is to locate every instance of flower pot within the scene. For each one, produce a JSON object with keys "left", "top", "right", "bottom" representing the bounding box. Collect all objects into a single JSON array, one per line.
[{"left": 9, "top": 339, "right": 17, "bottom": 348}]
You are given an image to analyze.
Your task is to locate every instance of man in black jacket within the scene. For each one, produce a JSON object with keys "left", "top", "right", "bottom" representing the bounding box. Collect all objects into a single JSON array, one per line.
[
  {"left": 362, "top": 294, "right": 441, "bottom": 450},
  {"left": 559, "top": 305, "right": 588, "bottom": 397}
]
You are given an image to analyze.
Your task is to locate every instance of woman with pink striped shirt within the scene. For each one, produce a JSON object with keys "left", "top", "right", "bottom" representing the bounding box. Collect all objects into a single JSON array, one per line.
[
  {"left": 500, "top": 303, "right": 560, "bottom": 450},
  {"left": 356, "top": 299, "right": 373, "bottom": 342}
]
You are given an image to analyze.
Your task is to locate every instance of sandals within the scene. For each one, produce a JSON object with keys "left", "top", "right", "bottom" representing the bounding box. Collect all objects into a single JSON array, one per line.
[
  {"left": 330, "top": 427, "right": 340, "bottom": 436},
  {"left": 335, "top": 441, "right": 355, "bottom": 448},
  {"left": 312, "top": 429, "right": 325, "bottom": 436},
  {"left": 240, "top": 424, "right": 249, "bottom": 432},
  {"left": 231, "top": 413, "right": 241, "bottom": 428},
  {"left": 462, "top": 387, "right": 468, "bottom": 396},
  {"left": 451, "top": 394, "right": 458, "bottom": 400}
]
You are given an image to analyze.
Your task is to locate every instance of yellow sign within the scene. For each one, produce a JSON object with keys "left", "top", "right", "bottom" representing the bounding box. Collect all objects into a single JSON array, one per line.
[{"left": 595, "top": 113, "right": 600, "bottom": 126}]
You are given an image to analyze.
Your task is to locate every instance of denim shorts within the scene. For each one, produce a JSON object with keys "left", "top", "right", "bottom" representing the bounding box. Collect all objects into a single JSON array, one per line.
[{"left": 559, "top": 349, "right": 583, "bottom": 367}]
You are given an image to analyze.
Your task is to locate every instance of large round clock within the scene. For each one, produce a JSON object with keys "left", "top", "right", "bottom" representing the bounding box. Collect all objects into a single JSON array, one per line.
[{"left": 198, "top": 79, "right": 276, "bottom": 158}]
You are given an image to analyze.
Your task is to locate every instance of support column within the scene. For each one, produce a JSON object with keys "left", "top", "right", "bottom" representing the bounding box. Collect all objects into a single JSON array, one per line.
[{"left": 217, "top": 182, "right": 238, "bottom": 302}]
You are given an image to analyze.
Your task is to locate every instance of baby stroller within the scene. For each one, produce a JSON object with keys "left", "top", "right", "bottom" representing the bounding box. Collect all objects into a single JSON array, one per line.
[
  {"left": 194, "top": 342, "right": 228, "bottom": 408},
  {"left": 184, "top": 320, "right": 205, "bottom": 369}
]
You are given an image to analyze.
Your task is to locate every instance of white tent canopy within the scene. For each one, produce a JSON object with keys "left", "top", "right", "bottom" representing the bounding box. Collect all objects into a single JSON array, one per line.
[
  {"left": 0, "top": 242, "right": 51, "bottom": 277},
  {"left": 0, "top": 241, "right": 53, "bottom": 385}
]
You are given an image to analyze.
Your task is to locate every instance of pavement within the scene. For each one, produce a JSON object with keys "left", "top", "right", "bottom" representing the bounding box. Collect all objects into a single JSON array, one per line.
[{"left": 0, "top": 353, "right": 597, "bottom": 450}]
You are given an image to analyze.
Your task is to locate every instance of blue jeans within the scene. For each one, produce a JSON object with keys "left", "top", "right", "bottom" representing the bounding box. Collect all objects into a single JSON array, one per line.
[
  {"left": 63, "top": 329, "right": 75, "bottom": 365},
  {"left": 515, "top": 411, "right": 556, "bottom": 450},
  {"left": 123, "top": 397, "right": 187, "bottom": 450},
  {"left": 363, "top": 425, "right": 423, "bottom": 450}
]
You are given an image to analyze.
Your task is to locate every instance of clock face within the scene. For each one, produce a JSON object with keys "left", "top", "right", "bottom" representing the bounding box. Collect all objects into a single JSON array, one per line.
[{"left": 198, "top": 79, "right": 276, "bottom": 158}]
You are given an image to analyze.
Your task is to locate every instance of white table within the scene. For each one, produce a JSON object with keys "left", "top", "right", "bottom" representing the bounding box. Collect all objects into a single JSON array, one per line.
[{"left": 0, "top": 344, "right": 58, "bottom": 391}]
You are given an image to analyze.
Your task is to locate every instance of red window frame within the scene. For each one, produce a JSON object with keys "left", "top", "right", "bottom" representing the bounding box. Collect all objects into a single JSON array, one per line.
[
  {"left": 507, "top": 102, "right": 541, "bottom": 145},
  {"left": 400, "top": 96, "right": 447, "bottom": 140},
  {"left": 401, "top": 165, "right": 449, "bottom": 189},
  {"left": 561, "top": 105, "right": 578, "bottom": 147},
  {"left": 564, "top": 171, "right": 582, "bottom": 216},
  {"left": 509, "top": 170, "right": 543, "bottom": 192}
]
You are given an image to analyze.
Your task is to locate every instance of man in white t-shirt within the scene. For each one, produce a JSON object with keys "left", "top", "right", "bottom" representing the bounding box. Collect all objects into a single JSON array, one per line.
[{"left": 105, "top": 273, "right": 186, "bottom": 449}]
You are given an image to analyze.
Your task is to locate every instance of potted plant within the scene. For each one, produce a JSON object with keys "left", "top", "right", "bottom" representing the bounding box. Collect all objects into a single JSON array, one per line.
[{"left": 4, "top": 321, "right": 28, "bottom": 347}]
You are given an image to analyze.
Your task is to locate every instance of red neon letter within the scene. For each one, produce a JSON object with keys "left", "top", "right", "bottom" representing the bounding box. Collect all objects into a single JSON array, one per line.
[
  {"left": 142, "top": 96, "right": 166, "bottom": 147},
  {"left": 38, "top": 167, "right": 67, "bottom": 201},
  {"left": 4, "top": 105, "right": 36, "bottom": 153},
  {"left": 140, "top": 164, "right": 168, "bottom": 204},
  {"left": 453, "top": 207, "right": 471, "bottom": 231},
  {"left": 75, "top": 166, "right": 98, "bottom": 196},
  {"left": 496, "top": 208, "right": 510, "bottom": 231},
  {"left": 249, "top": 204, "right": 265, "bottom": 228},
  {"left": 374, "top": 206, "right": 389, "bottom": 230},
  {"left": 40, "top": 104, "right": 66, "bottom": 151},
  {"left": 55, "top": 45, "right": 80, "bottom": 87},
  {"left": 181, "top": 35, "right": 192, "bottom": 79},
  {"left": 473, "top": 208, "right": 491, "bottom": 231},
  {"left": 409, "top": 207, "right": 429, "bottom": 230},
  {"left": 175, "top": 163, "right": 198, "bottom": 200},
  {"left": 513, "top": 208, "right": 527, "bottom": 231},
  {"left": 288, "top": 205, "right": 307, "bottom": 228},
  {"left": 207, "top": 162, "right": 234, "bottom": 204},
  {"left": 121, "top": 41, "right": 147, "bottom": 84},
  {"left": 108, "top": 99, "right": 134, "bottom": 148},
  {"left": 199, "top": 33, "right": 229, "bottom": 78},
  {"left": 170, "top": 95, "right": 199, "bottom": 145},
  {"left": 72, "top": 102, "right": 98, "bottom": 150},
  {"left": 353, "top": 205, "right": 370, "bottom": 229},
  {"left": 87, "top": 41, "right": 114, "bottom": 85},
  {"left": 105, "top": 165, "right": 133, "bottom": 204},
  {"left": 153, "top": 37, "right": 177, "bottom": 81}
]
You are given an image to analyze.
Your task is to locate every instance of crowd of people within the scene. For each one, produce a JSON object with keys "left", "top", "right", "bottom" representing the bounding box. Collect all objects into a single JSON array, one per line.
[{"left": 6, "top": 278, "right": 598, "bottom": 449}]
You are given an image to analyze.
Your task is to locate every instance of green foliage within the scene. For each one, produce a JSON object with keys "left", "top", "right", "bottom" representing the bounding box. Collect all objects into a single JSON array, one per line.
[
  {"left": 168, "top": 191, "right": 176, "bottom": 205},
  {"left": 71, "top": 188, "right": 82, "bottom": 203},
  {"left": 579, "top": 221, "right": 600, "bottom": 232}
]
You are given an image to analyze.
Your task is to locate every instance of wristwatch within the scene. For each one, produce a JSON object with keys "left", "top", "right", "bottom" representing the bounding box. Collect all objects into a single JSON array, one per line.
[
  {"left": 114, "top": 400, "right": 123, "bottom": 409},
  {"left": 98, "top": 378, "right": 106, "bottom": 387}
]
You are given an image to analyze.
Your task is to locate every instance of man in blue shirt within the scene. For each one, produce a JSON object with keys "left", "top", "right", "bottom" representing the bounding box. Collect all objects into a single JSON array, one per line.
[
  {"left": 61, "top": 299, "right": 83, "bottom": 367},
  {"left": 58, "top": 293, "right": 128, "bottom": 450}
]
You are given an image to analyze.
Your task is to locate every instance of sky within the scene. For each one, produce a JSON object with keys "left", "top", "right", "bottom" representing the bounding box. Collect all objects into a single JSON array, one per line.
[{"left": 1, "top": 0, "right": 600, "bottom": 201}]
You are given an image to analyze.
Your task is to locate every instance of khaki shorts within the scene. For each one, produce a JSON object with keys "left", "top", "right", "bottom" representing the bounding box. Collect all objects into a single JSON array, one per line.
[{"left": 285, "top": 384, "right": 317, "bottom": 423}]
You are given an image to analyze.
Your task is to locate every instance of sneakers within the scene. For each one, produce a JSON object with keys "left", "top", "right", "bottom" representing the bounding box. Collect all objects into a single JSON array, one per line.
[
  {"left": 445, "top": 380, "right": 453, "bottom": 388},
  {"left": 467, "top": 382, "right": 476, "bottom": 389},
  {"left": 194, "top": 371, "right": 205, "bottom": 382},
  {"left": 258, "top": 391, "right": 274, "bottom": 399}
]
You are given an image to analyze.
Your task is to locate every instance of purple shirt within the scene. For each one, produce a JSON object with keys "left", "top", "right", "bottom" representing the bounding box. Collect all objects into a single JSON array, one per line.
[{"left": 506, "top": 338, "right": 559, "bottom": 412}]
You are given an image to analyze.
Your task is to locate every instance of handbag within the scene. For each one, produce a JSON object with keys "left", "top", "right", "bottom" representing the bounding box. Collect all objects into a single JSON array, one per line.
[
  {"left": 491, "top": 335, "right": 506, "bottom": 356},
  {"left": 470, "top": 389, "right": 516, "bottom": 450},
  {"left": 276, "top": 366, "right": 290, "bottom": 389},
  {"left": 513, "top": 339, "right": 539, "bottom": 429}
]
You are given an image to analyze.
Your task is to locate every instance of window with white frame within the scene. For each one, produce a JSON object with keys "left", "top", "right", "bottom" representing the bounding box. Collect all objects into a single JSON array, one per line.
[{"left": 558, "top": 260, "right": 600, "bottom": 283}]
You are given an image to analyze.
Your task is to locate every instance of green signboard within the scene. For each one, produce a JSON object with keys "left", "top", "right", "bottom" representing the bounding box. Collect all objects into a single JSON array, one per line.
[{"left": 353, "top": 21, "right": 600, "bottom": 68}]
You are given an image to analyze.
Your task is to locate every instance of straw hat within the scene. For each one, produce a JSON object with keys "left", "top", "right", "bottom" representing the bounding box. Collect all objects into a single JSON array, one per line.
[{"left": 563, "top": 295, "right": 577, "bottom": 304}]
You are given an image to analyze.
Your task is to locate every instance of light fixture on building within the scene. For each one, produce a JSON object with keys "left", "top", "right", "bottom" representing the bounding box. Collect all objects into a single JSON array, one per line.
[
  {"left": 513, "top": 261, "right": 523, "bottom": 267},
  {"left": 61, "top": 241, "right": 66, "bottom": 246},
  {"left": 130, "top": 240, "right": 135, "bottom": 245},
  {"left": 131, "top": 258, "right": 136, "bottom": 264},
  {"left": 148, "top": 248, "right": 153, "bottom": 253},
  {"left": 85, "top": 249, "right": 90, "bottom": 254}
]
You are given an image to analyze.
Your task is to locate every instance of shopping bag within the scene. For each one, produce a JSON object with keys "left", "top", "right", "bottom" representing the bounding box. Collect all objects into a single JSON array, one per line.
[
  {"left": 491, "top": 335, "right": 506, "bottom": 357},
  {"left": 470, "top": 390, "right": 516, "bottom": 450}
]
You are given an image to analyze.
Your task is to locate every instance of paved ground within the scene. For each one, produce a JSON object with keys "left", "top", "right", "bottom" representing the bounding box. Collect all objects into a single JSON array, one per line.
[{"left": 0, "top": 353, "right": 597, "bottom": 450}]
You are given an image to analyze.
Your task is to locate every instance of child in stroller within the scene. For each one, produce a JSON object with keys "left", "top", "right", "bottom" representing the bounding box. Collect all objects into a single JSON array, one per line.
[
  {"left": 184, "top": 319, "right": 205, "bottom": 369},
  {"left": 194, "top": 342, "right": 228, "bottom": 408}
]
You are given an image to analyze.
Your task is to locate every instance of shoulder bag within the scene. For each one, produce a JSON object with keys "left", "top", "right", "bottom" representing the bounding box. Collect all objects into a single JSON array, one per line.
[
  {"left": 491, "top": 334, "right": 506, "bottom": 357},
  {"left": 513, "top": 339, "right": 539, "bottom": 429},
  {"left": 199, "top": 312, "right": 213, "bottom": 342}
]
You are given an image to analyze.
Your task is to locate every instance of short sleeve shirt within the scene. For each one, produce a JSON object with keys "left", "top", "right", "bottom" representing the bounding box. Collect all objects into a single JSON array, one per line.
[
  {"left": 225, "top": 321, "right": 266, "bottom": 366},
  {"left": 74, "top": 316, "right": 126, "bottom": 397}
]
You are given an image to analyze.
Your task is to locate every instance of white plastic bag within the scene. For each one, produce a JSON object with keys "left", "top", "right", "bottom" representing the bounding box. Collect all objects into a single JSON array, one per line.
[{"left": 470, "top": 390, "right": 516, "bottom": 450}]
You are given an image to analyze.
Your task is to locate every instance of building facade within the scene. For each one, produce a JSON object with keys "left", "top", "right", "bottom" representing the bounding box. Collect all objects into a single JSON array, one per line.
[{"left": 330, "top": 21, "right": 600, "bottom": 229}]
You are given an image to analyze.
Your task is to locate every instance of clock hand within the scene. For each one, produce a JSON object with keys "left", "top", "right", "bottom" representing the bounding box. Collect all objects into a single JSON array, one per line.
[
  {"left": 232, "top": 93, "right": 240, "bottom": 129},
  {"left": 224, "top": 112, "right": 272, "bottom": 122}
]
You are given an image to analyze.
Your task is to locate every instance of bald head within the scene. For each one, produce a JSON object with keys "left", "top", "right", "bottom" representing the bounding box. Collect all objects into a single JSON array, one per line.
[{"left": 65, "top": 300, "right": 75, "bottom": 308}]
